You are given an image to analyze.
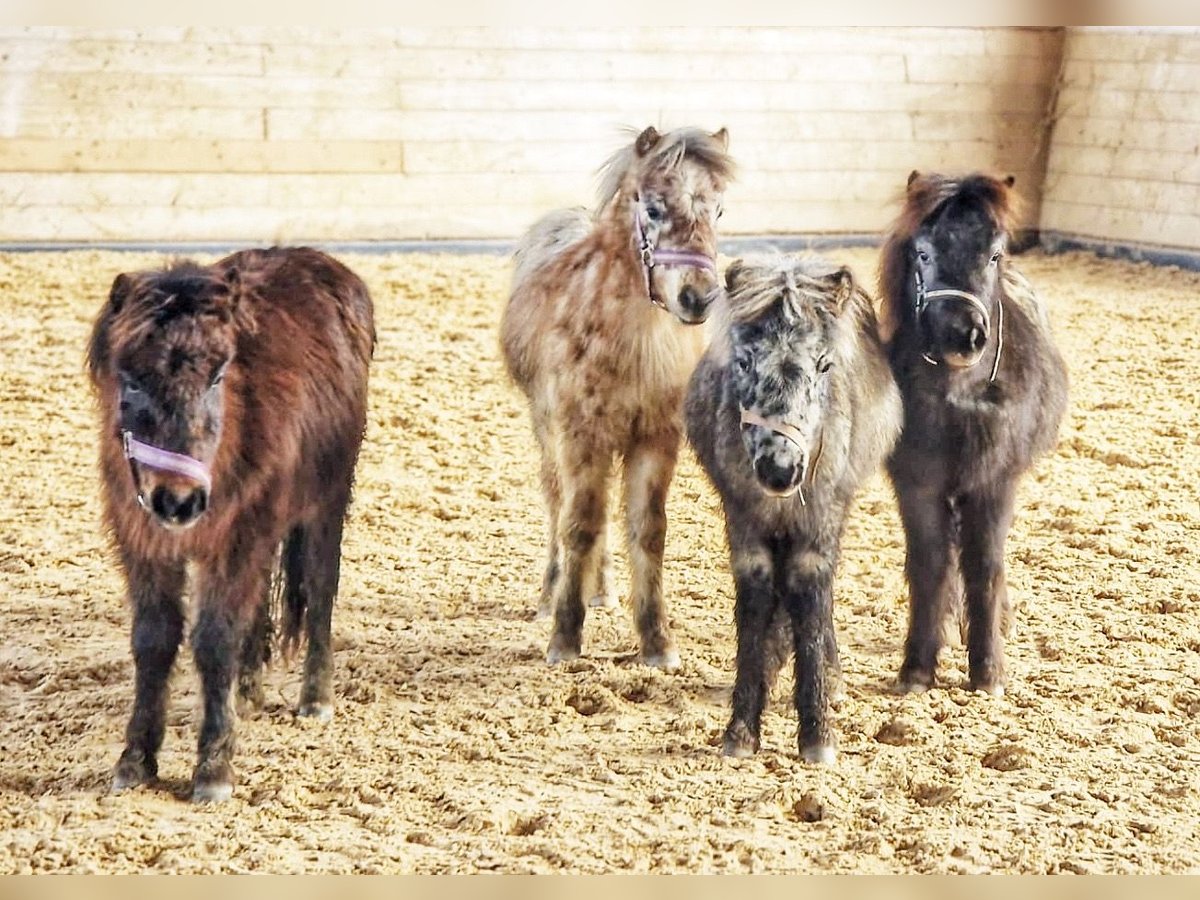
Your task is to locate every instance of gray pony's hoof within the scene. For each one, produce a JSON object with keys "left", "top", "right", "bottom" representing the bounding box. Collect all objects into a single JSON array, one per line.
[
  {"left": 191, "top": 759, "right": 234, "bottom": 804},
  {"left": 546, "top": 634, "right": 581, "bottom": 665},
  {"left": 297, "top": 701, "right": 334, "bottom": 723},
  {"left": 111, "top": 752, "right": 155, "bottom": 793},
  {"left": 588, "top": 591, "right": 619, "bottom": 610},
  {"left": 722, "top": 722, "right": 759, "bottom": 758},
  {"left": 801, "top": 743, "right": 837, "bottom": 765}
]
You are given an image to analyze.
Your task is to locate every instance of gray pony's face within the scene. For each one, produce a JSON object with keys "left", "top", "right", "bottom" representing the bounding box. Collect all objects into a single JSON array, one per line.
[{"left": 731, "top": 300, "right": 835, "bottom": 497}]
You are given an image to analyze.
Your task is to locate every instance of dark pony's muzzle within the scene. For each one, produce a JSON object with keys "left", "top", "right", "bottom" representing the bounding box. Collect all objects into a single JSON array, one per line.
[
  {"left": 123, "top": 431, "right": 213, "bottom": 528},
  {"left": 914, "top": 272, "right": 1004, "bottom": 382}
]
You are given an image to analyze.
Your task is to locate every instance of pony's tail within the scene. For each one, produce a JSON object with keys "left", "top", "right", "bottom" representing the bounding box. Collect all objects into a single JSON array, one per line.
[{"left": 278, "top": 526, "right": 306, "bottom": 662}]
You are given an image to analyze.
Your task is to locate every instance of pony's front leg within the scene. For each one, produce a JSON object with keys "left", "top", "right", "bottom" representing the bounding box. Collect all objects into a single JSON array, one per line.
[
  {"left": 622, "top": 432, "right": 681, "bottom": 668},
  {"left": 190, "top": 559, "right": 268, "bottom": 803},
  {"left": 723, "top": 539, "right": 776, "bottom": 757},
  {"left": 781, "top": 548, "right": 837, "bottom": 764},
  {"left": 958, "top": 481, "right": 1017, "bottom": 695},
  {"left": 112, "top": 554, "right": 186, "bottom": 792},
  {"left": 547, "top": 445, "right": 612, "bottom": 664},
  {"left": 894, "top": 481, "right": 956, "bottom": 692}
]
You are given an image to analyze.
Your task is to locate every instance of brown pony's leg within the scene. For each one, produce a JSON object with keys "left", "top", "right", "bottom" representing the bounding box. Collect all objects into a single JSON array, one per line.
[
  {"left": 723, "top": 539, "right": 776, "bottom": 757},
  {"left": 895, "top": 483, "right": 957, "bottom": 691},
  {"left": 190, "top": 554, "right": 269, "bottom": 803},
  {"left": 622, "top": 431, "right": 681, "bottom": 668},
  {"left": 236, "top": 580, "right": 274, "bottom": 715},
  {"left": 547, "top": 441, "right": 611, "bottom": 664},
  {"left": 958, "top": 481, "right": 1016, "bottom": 695},
  {"left": 112, "top": 555, "right": 186, "bottom": 792},
  {"left": 534, "top": 413, "right": 562, "bottom": 619},
  {"left": 296, "top": 507, "right": 348, "bottom": 721},
  {"left": 781, "top": 549, "right": 836, "bottom": 764}
]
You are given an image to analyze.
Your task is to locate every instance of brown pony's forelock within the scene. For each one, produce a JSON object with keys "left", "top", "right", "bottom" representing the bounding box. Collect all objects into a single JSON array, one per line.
[
  {"left": 594, "top": 126, "right": 736, "bottom": 214},
  {"left": 877, "top": 172, "right": 1020, "bottom": 344}
]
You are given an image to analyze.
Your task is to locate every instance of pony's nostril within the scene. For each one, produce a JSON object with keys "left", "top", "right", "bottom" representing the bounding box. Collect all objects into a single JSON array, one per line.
[
  {"left": 150, "top": 485, "right": 207, "bottom": 524},
  {"left": 969, "top": 327, "right": 985, "bottom": 351},
  {"left": 754, "top": 456, "right": 797, "bottom": 492},
  {"left": 150, "top": 486, "right": 176, "bottom": 521}
]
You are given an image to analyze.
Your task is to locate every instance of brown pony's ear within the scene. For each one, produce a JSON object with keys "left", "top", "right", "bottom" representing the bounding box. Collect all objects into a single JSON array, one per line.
[
  {"left": 213, "top": 265, "right": 242, "bottom": 322},
  {"left": 907, "top": 170, "right": 921, "bottom": 189},
  {"left": 1003, "top": 174, "right": 1016, "bottom": 188},
  {"left": 108, "top": 272, "right": 135, "bottom": 312},
  {"left": 711, "top": 127, "right": 729, "bottom": 150},
  {"left": 724, "top": 258, "right": 747, "bottom": 292},
  {"left": 635, "top": 126, "right": 662, "bottom": 157}
]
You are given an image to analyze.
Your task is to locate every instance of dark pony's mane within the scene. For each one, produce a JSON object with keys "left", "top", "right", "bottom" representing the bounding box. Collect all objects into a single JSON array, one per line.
[{"left": 877, "top": 172, "right": 1020, "bottom": 343}]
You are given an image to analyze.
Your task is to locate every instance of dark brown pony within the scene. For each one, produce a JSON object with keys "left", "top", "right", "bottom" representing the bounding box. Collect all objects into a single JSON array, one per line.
[
  {"left": 879, "top": 172, "right": 1068, "bottom": 695},
  {"left": 87, "top": 247, "right": 375, "bottom": 802}
]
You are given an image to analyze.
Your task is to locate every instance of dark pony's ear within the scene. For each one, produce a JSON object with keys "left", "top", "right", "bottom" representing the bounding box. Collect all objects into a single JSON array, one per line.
[
  {"left": 724, "top": 258, "right": 747, "bottom": 293},
  {"left": 825, "top": 267, "right": 856, "bottom": 314},
  {"left": 108, "top": 272, "right": 134, "bottom": 313},
  {"left": 635, "top": 126, "right": 662, "bottom": 157},
  {"left": 1003, "top": 174, "right": 1016, "bottom": 188},
  {"left": 711, "top": 126, "right": 729, "bottom": 150}
]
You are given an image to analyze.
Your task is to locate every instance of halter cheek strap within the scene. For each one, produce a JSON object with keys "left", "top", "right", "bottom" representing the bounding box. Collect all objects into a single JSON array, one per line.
[
  {"left": 913, "top": 268, "right": 1004, "bottom": 383},
  {"left": 122, "top": 431, "right": 213, "bottom": 506},
  {"left": 633, "top": 199, "right": 717, "bottom": 308},
  {"left": 739, "top": 407, "right": 824, "bottom": 507}
]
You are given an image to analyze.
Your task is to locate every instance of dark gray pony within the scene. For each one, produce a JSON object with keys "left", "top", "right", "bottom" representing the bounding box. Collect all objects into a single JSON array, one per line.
[
  {"left": 878, "top": 172, "right": 1068, "bottom": 695},
  {"left": 686, "top": 256, "right": 901, "bottom": 762}
]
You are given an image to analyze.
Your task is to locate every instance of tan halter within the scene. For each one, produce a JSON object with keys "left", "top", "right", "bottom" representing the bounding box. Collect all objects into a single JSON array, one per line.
[{"left": 739, "top": 407, "right": 824, "bottom": 505}]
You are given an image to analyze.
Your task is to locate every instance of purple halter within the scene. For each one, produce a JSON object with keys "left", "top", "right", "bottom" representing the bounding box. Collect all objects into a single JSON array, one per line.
[
  {"left": 633, "top": 200, "right": 717, "bottom": 308},
  {"left": 122, "top": 431, "right": 213, "bottom": 507}
]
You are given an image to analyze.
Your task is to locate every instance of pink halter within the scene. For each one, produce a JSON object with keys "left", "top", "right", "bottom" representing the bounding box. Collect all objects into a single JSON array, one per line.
[
  {"left": 123, "top": 431, "right": 213, "bottom": 501},
  {"left": 633, "top": 200, "right": 717, "bottom": 307}
]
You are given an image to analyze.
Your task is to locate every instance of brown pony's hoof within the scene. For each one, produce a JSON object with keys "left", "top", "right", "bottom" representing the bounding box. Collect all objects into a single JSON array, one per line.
[
  {"left": 896, "top": 667, "right": 934, "bottom": 694},
  {"left": 969, "top": 679, "right": 1006, "bottom": 697},
  {"left": 297, "top": 702, "right": 334, "bottom": 722},
  {"left": 722, "top": 722, "right": 759, "bottom": 758},
  {"left": 111, "top": 751, "right": 155, "bottom": 792},
  {"left": 546, "top": 634, "right": 581, "bottom": 665},
  {"left": 801, "top": 743, "right": 837, "bottom": 765},
  {"left": 588, "top": 590, "right": 619, "bottom": 610},
  {"left": 191, "top": 760, "right": 234, "bottom": 804},
  {"left": 640, "top": 647, "right": 680, "bottom": 671}
]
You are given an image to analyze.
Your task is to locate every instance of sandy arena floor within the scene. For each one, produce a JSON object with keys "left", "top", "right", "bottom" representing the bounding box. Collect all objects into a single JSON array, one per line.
[{"left": 0, "top": 246, "right": 1197, "bottom": 873}]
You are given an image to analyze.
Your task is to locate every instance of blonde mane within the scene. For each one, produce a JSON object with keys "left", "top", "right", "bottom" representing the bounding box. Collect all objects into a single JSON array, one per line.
[{"left": 594, "top": 126, "right": 735, "bottom": 214}]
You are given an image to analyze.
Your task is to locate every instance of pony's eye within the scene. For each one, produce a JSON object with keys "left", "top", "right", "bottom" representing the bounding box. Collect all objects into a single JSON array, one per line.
[
  {"left": 917, "top": 250, "right": 931, "bottom": 264},
  {"left": 818, "top": 357, "right": 833, "bottom": 375},
  {"left": 735, "top": 355, "right": 751, "bottom": 374},
  {"left": 209, "top": 364, "right": 228, "bottom": 388},
  {"left": 120, "top": 374, "right": 143, "bottom": 395},
  {"left": 716, "top": 206, "right": 724, "bottom": 221},
  {"left": 646, "top": 206, "right": 664, "bottom": 223},
  {"left": 990, "top": 251, "right": 1002, "bottom": 265}
]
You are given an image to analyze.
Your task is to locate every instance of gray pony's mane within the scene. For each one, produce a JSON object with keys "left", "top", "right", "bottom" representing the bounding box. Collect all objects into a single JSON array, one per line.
[{"left": 594, "top": 126, "right": 735, "bottom": 214}]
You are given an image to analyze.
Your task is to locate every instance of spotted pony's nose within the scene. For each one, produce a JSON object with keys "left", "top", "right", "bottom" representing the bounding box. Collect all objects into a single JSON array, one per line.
[{"left": 754, "top": 455, "right": 798, "bottom": 494}]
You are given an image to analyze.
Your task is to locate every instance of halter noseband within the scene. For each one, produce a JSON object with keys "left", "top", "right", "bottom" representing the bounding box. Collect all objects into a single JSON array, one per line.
[
  {"left": 633, "top": 198, "right": 717, "bottom": 309},
  {"left": 739, "top": 407, "right": 824, "bottom": 507},
  {"left": 913, "top": 267, "right": 1004, "bottom": 383},
  {"left": 122, "top": 431, "right": 213, "bottom": 508}
]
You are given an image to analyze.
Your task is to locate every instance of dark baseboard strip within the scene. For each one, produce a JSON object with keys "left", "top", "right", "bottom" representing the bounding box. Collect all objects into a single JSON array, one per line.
[{"left": 2, "top": 232, "right": 1196, "bottom": 271}]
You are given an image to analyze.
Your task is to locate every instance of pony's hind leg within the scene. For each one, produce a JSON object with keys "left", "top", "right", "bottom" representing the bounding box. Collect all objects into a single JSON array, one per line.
[
  {"left": 587, "top": 523, "right": 618, "bottom": 610},
  {"left": 236, "top": 585, "right": 273, "bottom": 715},
  {"left": 723, "top": 540, "right": 776, "bottom": 757},
  {"left": 112, "top": 556, "right": 186, "bottom": 792},
  {"left": 535, "top": 415, "right": 562, "bottom": 619},
  {"left": 546, "top": 442, "right": 612, "bottom": 664},
  {"left": 958, "top": 482, "right": 1017, "bottom": 695},
  {"left": 622, "top": 432, "right": 681, "bottom": 668},
  {"left": 296, "top": 505, "right": 349, "bottom": 721}
]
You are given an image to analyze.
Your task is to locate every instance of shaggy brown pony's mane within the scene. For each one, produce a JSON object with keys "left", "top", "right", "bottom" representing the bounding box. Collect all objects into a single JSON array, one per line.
[
  {"left": 877, "top": 172, "right": 1021, "bottom": 343},
  {"left": 594, "top": 126, "right": 736, "bottom": 214}
]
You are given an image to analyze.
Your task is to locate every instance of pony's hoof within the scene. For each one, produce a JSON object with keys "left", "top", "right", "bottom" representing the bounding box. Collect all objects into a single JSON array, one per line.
[
  {"left": 722, "top": 722, "right": 759, "bottom": 758},
  {"left": 969, "top": 679, "right": 1006, "bottom": 697},
  {"left": 297, "top": 701, "right": 334, "bottom": 722},
  {"left": 801, "top": 743, "right": 837, "bottom": 765},
  {"left": 191, "top": 779, "right": 234, "bottom": 804},
  {"left": 536, "top": 601, "right": 553, "bottom": 620},
  {"left": 896, "top": 668, "right": 934, "bottom": 694},
  {"left": 111, "top": 752, "right": 154, "bottom": 793},
  {"left": 641, "top": 647, "right": 681, "bottom": 671},
  {"left": 191, "top": 759, "right": 234, "bottom": 804},
  {"left": 546, "top": 635, "right": 581, "bottom": 665},
  {"left": 588, "top": 591, "right": 619, "bottom": 610},
  {"left": 829, "top": 680, "right": 848, "bottom": 707}
]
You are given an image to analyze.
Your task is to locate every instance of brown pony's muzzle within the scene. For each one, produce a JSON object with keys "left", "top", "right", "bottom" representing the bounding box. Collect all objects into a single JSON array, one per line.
[{"left": 123, "top": 432, "right": 212, "bottom": 529}]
